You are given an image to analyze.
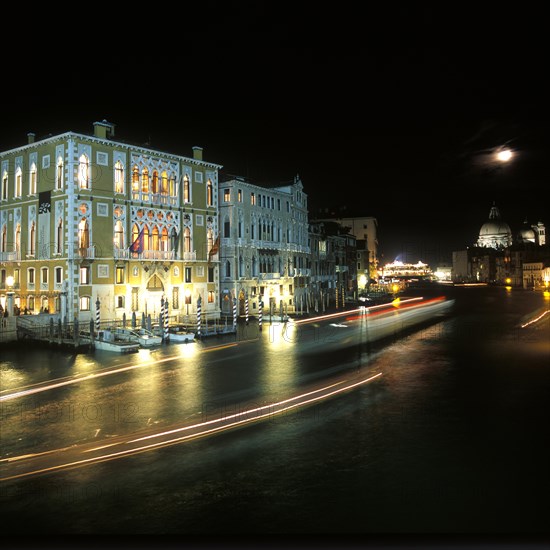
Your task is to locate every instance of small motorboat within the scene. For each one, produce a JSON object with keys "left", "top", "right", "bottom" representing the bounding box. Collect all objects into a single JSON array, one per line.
[
  {"left": 81, "top": 329, "right": 140, "bottom": 353},
  {"left": 153, "top": 324, "right": 195, "bottom": 343},
  {"left": 111, "top": 327, "right": 162, "bottom": 348}
]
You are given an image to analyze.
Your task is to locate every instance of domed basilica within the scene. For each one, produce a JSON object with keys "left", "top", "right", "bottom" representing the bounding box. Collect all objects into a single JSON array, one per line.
[{"left": 476, "top": 202, "right": 546, "bottom": 249}]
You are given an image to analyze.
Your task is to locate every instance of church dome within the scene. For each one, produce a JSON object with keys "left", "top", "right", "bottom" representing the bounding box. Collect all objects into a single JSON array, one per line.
[
  {"left": 477, "top": 203, "right": 513, "bottom": 248},
  {"left": 479, "top": 220, "right": 512, "bottom": 237}
]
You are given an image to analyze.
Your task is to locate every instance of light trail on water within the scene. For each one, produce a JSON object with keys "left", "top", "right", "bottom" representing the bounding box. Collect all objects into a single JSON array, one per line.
[{"left": 0, "top": 371, "right": 383, "bottom": 481}]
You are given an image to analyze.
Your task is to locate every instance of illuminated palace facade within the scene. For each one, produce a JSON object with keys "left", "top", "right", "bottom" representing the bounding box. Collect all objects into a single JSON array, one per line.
[
  {"left": 0, "top": 121, "right": 222, "bottom": 324},
  {"left": 218, "top": 175, "right": 310, "bottom": 317}
]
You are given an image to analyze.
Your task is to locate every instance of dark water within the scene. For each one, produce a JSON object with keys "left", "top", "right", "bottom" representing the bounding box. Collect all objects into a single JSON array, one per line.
[{"left": 1, "top": 285, "right": 549, "bottom": 543}]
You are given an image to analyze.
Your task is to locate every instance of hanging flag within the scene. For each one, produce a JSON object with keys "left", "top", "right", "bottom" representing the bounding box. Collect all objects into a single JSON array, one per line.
[
  {"left": 38, "top": 191, "right": 51, "bottom": 260},
  {"left": 208, "top": 235, "right": 220, "bottom": 264},
  {"left": 130, "top": 227, "right": 145, "bottom": 254}
]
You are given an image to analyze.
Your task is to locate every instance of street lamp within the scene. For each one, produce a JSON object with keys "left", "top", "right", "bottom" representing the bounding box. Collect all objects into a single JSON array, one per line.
[{"left": 6, "top": 275, "right": 14, "bottom": 317}]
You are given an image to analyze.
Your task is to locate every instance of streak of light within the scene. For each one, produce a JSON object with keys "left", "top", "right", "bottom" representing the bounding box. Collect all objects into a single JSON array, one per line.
[
  {"left": 521, "top": 309, "right": 550, "bottom": 328},
  {"left": 0, "top": 372, "right": 382, "bottom": 482},
  {"left": 292, "top": 297, "right": 425, "bottom": 325}
]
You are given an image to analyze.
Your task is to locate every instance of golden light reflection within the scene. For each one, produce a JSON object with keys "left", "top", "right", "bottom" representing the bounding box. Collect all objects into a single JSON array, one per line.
[{"left": 260, "top": 321, "right": 299, "bottom": 389}]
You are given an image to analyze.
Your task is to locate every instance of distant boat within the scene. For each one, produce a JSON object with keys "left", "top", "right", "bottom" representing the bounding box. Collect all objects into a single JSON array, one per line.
[
  {"left": 81, "top": 329, "right": 139, "bottom": 353},
  {"left": 111, "top": 327, "right": 162, "bottom": 348}
]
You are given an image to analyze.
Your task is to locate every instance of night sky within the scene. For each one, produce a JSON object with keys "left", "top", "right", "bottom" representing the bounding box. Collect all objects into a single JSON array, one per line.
[{"left": 2, "top": 4, "right": 548, "bottom": 266}]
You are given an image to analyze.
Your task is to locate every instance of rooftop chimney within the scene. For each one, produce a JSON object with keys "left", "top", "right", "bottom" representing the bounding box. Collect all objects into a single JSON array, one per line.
[
  {"left": 93, "top": 119, "right": 116, "bottom": 139},
  {"left": 27, "top": 132, "right": 35, "bottom": 144},
  {"left": 192, "top": 146, "right": 203, "bottom": 161}
]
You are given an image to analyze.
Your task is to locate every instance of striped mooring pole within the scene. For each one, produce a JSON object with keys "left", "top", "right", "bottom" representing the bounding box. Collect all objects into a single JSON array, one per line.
[
  {"left": 258, "top": 300, "right": 263, "bottom": 331},
  {"left": 95, "top": 297, "right": 100, "bottom": 332},
  {"left": 163, "top": 295, "right": 170, "bottom": 342},
  {"left": 160, "top": 295, "right": 164, "bottom": 340},
  {"left": 245, "top": 294, "right": 249, "bottom": 325},
  {"left": 197, "top": 295, "right": 202, "bottom": 339},
  {"left": 232, "top": 297, "right": 237, "bottom": 331}
]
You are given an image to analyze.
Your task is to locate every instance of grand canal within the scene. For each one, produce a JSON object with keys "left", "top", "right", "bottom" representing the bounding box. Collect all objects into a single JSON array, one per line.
[{"left": 1, "top": 284, "right": 548, "bottom": 536}]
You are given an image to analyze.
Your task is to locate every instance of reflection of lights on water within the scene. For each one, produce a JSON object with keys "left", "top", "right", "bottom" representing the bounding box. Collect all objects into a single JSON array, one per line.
[
  {"left": 0, "top": 343, "right": 230, "bottom": 403},
  {"left": 174, "top": 341, "right": 200, "bottom": 360}
]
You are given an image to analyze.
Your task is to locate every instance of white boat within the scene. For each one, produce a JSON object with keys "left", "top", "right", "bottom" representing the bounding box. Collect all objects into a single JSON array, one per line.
[
  {"left": 167, "top": 325, "right": 196, "bottom": 343},
  {"left": 81, "top": 329, "right": 139, "bottom": 353},
  {"left": 112, "top": 327, "right": 162, "bottom": 348},
  {"left": 153, "top": 324, "right": 196, "bottom": 343}
]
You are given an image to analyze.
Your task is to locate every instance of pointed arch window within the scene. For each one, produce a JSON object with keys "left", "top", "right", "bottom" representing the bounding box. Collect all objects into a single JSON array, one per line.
[
  {"left": 160, "top": 171, "right": 168, "bottom": 195},
  {"left": 141, "top": 167, "right": 149, "bottom": 194},
  {"left": 114, "top": 161, "right": 125, "bottom": 194},
  {"left": 207, "top": 179, "right": 213, "bottom": 206},
  {"left": 78, "top": 154, "right": 90, "bottom": 189},
  {"left": 152, "top": 225, "right": 159, "bottom": 250},
  {"left": 169, "top": 175, "right": 176, "bottom": 198},
  {"left": 160, "top": 227, "right": 168, "bottom": 251},
  {"left": 146, "top": 274, "right": 164, "bottom": 292},
  {"left": 151, "top": 171, "right": 159, "bottom": 195},
  {"left": 184, "top": 227, "right": 191, "bottom": 253},
  {"left": 55, "top": 219, "right": 62, "bottom": 254},
  {"left": 183, "top": 175, "right": 190, "bottom": 203},
  {"left": 29, "top": 163, "right": 37, "bottom": 194},
  {"left": 30, "top": 222, "right": 36, "bottom": 255},
  {"left": 132, "top": 165, "right": 140, "bottom": 199},
  {"left": 56, "top": 157, "right": 64, "bottom": 190},
  {"left": 15, "top": 167, "right": 22, "bottom": 197},
  {"left": 225, "top": 260, "right": 231, "bottom": 278},
  {"left": 114, "top": 220, "right": 124, "bottom": 249},
  {"left": 1, "top": 171, "right": 8, "bottom": 200},
  {"left": 15, "top": 224, "right": 21, "bottom": 253},
  {"left": 1, "top": 225, "right": 6, "bottom": 252},
  {"left": 78, "top": 218, "right": 89, "bottom": 249}
]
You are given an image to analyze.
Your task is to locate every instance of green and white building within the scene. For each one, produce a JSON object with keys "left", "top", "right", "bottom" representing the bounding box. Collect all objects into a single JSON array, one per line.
[{"left": 0, "top": 121, "right": 222, "bottom": 325}]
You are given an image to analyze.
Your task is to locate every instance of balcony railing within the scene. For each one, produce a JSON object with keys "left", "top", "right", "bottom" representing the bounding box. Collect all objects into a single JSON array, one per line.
[
  {"left": 114, "top": 249, "right": 176, "bottom": 261},
  {"left": 78, "top": 247, "right": 95, "bottom": 260},
  {"left": 0, "top": 251, "right": 21, "bottom": 262}
]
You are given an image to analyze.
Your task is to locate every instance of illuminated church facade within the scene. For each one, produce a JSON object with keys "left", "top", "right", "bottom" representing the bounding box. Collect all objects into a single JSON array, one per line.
[{"left": 453, "top": 203, "right": 548, "bottom": 285}]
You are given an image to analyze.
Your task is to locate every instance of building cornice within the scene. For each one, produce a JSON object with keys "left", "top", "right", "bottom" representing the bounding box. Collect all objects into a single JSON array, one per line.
[{"left": 1, "top": 132, "right": 223, "bottom": 170}]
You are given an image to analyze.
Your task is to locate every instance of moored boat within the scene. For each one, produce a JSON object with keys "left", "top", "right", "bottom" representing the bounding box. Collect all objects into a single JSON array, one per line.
[
  {"left": 81, "top": 329, "right": 140, "bottom": 353},
  {"left": 111, "top": 327, "right": 162, "bottom": 348},
  {"left": 153, "top": 324, "right": 196, "bottom": 343}
]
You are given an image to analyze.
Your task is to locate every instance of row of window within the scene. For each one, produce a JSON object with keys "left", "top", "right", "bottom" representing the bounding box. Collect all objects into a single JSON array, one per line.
[
  {"left": 1, "top": 157, "right": 215, "bottom": 207},
  {"left": 223, "top": 188, "right": 293, "bottom": 211},
  {"left": 0, "top": 264, "right": 216, "bottom": 288}
]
